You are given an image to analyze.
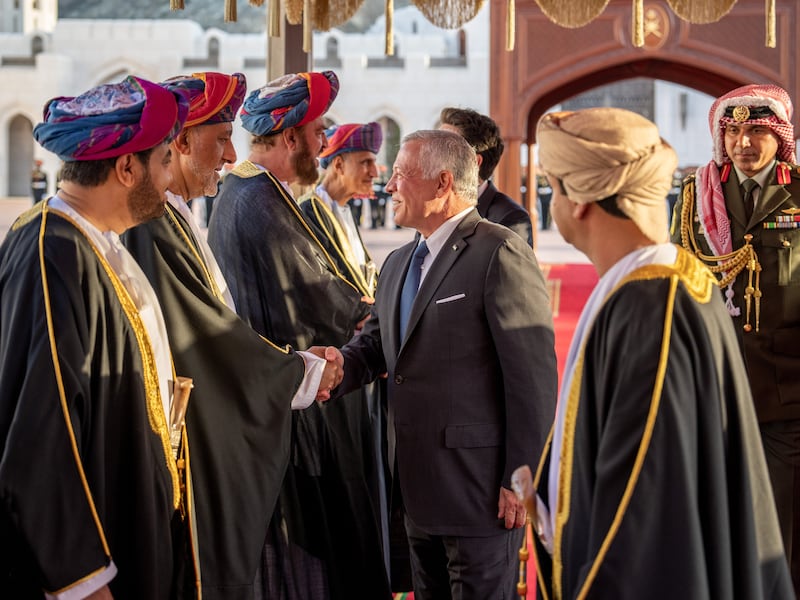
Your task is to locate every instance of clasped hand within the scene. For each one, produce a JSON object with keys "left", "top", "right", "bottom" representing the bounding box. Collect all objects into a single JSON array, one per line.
[{"left": 310, "top": 346, "right": 344, "bottom": 402}]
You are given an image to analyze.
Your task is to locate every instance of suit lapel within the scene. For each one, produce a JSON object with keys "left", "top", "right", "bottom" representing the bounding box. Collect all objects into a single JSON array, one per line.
[
  {"left": 398, "top": 210, "right": 480, "bottom": 353},
  {"left": 476, "top": 182, "right": 495, "bottom": 219},
  {"left": 386, "top": 238, "right": 418, "bottom": 358}
]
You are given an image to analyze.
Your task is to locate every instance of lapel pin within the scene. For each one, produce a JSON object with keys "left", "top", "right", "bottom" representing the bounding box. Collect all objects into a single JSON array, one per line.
[{"left": 452, "top": 244, "right": 458, "bottom": 251}]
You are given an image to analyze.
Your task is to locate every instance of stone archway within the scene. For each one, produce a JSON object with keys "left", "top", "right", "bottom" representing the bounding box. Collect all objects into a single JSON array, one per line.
[
  {"left": 6, "top": 114, "right": 34, "bottom": 197},
  {"left": 489, "top": 0, "right": 800, "bottom": 213}
]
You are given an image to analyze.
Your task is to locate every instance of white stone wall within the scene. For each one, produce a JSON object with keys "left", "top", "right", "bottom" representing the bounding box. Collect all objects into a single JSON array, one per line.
[
  {"left": 0, "top": 7, "right": 490, "bottom": 197},
  {"left": 0, "top": 3, "right": 717, "bottom": 199}
]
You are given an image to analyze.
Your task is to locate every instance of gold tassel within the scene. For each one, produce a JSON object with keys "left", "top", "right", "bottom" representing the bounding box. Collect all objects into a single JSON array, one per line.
[
  {"left": 269, "top": 0, "right": 281, "bottom": 37},
  {"left": 385, "top": 0, "right": 394, "bottom": 55},
  {"left": 632, "top": 0, "right": 643, "bottom": 46},
  {"left": 170, "top": 0, "right": 185, "bottom": 11},
  {"left": 506, "top": 0, "right": 515, "bottom": 51},
  {"left": 303, "top": 0, "right": 312, "bottom": 52},
  {"left": 225, "top": 0, "right": 237, "bottom": 21},
  {"left": 766, "top": 0, "right": 776, "bottom": 48}
]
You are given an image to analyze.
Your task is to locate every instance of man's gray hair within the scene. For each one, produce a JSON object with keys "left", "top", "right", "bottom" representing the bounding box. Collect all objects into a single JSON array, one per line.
[{"left": 402, "top": 130, "right": 479, "bottom": 205}]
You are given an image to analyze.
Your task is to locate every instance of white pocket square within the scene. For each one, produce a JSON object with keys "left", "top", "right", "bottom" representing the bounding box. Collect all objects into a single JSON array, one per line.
[{"left": 435, "top": 293, "right": 466, "bottom": 304}]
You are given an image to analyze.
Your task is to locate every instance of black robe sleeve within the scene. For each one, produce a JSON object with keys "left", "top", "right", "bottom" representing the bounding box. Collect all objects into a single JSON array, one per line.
[
  {"left": 124, "top": 207, "right": 303, "bottom": 599},
  {"left": 1, "top": 210, "right": 180, "bottom": 599},
  {"left": 538, "top": 262, "right": 793, "bottom": 600}
]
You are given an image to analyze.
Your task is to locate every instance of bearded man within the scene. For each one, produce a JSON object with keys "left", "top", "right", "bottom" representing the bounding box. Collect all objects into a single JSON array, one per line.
[
  {"left": 0, "top": 76, "right": 197, "bottom": 599},
  {"left": 208, "top": 72, "right": 389, "bottom": 600},
  {"left": 122, "top": 71, "right": 344, "bottom": 600}
]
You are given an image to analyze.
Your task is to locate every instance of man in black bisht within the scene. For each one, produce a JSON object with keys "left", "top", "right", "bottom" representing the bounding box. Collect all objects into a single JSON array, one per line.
[
  {"left": 529, "top": 106, "right": 794, "bottom": 599},
  {"left": 208, "top": 71, "right": 390, "bottom": 599},
  {"left": 123, "top": 71, "right": 344, "bottom": 600},
  {"left": 1, "top": 76, "right": 196, "bottom": 599}
]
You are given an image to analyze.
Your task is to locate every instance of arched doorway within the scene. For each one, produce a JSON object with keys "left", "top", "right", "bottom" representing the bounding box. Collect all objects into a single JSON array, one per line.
[
  {"left": 489, "top": 0, "right": 800, "bottom": 213},
  {"left": 6, "top": 114, "right": 34, "bottom": 197}
]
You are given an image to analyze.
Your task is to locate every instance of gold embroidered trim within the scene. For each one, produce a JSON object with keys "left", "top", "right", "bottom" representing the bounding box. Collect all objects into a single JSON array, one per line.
[
  {"left": 165, "top": 203, "right": 288, "bottom": 354},
  {"left": 38, "top": 204, "right": 112, "bottom": 560},
  {"left": 531, "top": 425, "right": 554, "bottom": 600},
  {"left": 552, "top": 351, "right": 583, "bottom": 600},
  {"left": 179, "top": 426, "right": 203, "bottom": 598},
  {"left": 165, "top": 203, "right": 222, "bottom": 300},
  {"left": 12, "top": 201, "right": 45, "bottom": 231},
  {"left": 613, "top": 247, "right": 714, "bottom": 304},
  {"left": 231, "top": 159, "right": 263, "bottom": 179},
  {"left": 301, "top": 194, "right": 373, "bottom": 297},
  {"left": 576, "top": 275, "right": 678, "bottom": 598},
  {"left": 554, "top": 258, "right": 685, "bottom": 599},
  {"left": 50, "top": 564, "right": 113, "bottom": 595},
  {"left": 260, "top": 168, "right": 363, "bottom": 297},
  {"left": 47, "top": 206, "right": 180, "bottom": 509}
]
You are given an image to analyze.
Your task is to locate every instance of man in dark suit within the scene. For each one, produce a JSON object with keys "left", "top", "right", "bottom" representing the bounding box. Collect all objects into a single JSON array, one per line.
[
  {"left": 440, "top": 107, "right": 534, "bottom": 247},
  {"left": 318, "top": 129, "right": 557, "bottom": 598},
  {"left": 671, "top": 84, "right": 800, "bottom": 594}
]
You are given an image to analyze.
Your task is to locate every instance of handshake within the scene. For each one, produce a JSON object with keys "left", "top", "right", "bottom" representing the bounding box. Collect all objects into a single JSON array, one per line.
[{"left": 309, "top": 346, "right": 344, "bottom": 402}]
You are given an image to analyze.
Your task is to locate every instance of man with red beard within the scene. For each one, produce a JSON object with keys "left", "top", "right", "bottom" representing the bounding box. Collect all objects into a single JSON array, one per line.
[
  {"left": 123, "top": 71, "right": 344, "bottom": 600},
  {"left": 0, "top": 76, "right": 198, "bottom": 599},
  {"left": 208, "top": 72, "right": 389, "bottom": 599}
]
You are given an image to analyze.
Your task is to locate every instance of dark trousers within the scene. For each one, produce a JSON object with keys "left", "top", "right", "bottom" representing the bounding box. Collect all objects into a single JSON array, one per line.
[
  {"left": 761, "top": 418, "right": 800, "bottom": 596},
  {"left": 404, "top": 514, "right": 524, "bottom": 600}
]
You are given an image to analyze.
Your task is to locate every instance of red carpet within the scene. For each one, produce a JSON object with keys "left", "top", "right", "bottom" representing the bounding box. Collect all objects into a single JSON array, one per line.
[
  {"left": 542, "top": 263, "right": 599, "bottom": 389},
  {"left": 392, "top": 263, "right": 598, "bottom": 600}
]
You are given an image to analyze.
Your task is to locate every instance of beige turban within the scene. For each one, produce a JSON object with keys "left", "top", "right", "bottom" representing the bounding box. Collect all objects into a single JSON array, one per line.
[{"left": 536, "top": 107, "right": 678, "bottom": 243}]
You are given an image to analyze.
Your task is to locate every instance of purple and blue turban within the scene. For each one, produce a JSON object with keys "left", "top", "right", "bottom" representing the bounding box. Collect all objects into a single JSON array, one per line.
[
  {"left": 33, "top": 75, "right": 189, "bottom": 162},
  {"left": 161, "top": 71, "right": 247, "bottom": 128},
  {"left": 319, "top": 122, "right": 383, "bottom": 169},
  {"left": 240, "top": 71, "right": 339, "bottom": 136}
]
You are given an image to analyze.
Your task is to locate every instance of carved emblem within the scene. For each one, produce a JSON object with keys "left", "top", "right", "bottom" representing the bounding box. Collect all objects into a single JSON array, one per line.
[{"left": 732, "top": 105, "right": 751, "bottom": 122}]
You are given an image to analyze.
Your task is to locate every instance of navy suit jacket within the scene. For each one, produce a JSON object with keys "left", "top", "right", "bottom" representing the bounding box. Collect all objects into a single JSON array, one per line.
[
  {"left": 478, "top": 180, "right": 533, "bottom": 247},
  {"left": 339, "top": 209, "right": 557, "bottom": 537}
]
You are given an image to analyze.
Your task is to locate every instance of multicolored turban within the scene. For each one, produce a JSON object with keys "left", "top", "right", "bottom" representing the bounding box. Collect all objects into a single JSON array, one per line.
[
  {"left": 161, "top": 71, "right": 247, "bottom": 128},
  {"left": 319, "top": 122, "right": 383, "bottom": 168},
  {"left": 537, "top": 107, "right": 677, "bottom": 243},
  {"left": 709, "top": 83, "right": 795, "bottom": 165},
  {"left": 33, "top": 76, "right": 189, "bottom": 162},
  {"left": 240, "top": 71, "right": 339, "bottom": 136}
]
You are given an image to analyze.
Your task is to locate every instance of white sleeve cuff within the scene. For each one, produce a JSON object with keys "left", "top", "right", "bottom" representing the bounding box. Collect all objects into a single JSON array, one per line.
[
  {"left": 45, "top": 560, "right": 117, "bottom": 600},
  {"left": 292, "top": 351, "right": 325, "bottom": 410}
]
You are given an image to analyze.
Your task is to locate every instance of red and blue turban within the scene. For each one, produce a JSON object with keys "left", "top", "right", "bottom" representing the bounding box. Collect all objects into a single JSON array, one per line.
[
  {"left": 319, "top": 121, "right": 383, "bottom": 169},
  {"left": 161, "top": 71, "right": 247, "bottom": 128},
  {"left": 33, "top": 75, "right": 189, "bottom": 162},
  {"left": 240, "top": 71, "right": 339, "bottom": 136}
]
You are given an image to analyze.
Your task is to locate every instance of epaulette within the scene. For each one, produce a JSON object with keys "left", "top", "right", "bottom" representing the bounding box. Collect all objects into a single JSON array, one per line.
[
  {"left": 11, "top": 200, "right": 44, "bottom": 231},
  {"left": 778, "top": 161, "right": 800, "bottom": 183},
  {"left": 231, "top": 160, "right": 263, "bottom": 179}
]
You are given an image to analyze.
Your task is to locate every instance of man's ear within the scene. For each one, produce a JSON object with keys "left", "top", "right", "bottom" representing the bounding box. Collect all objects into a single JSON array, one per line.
[
  {"left": 173, "top": 128, "right": 193, "bottom": 156},
  {"left": 436, "top": 170, "right": 454, "bottom": 197},
  {"left": 283, "top": 127, "right": 298, "bottom": 151},
  {"left": 114, "top": 153, "right": 139, "bottom": 188},
  {"left": 573, "top": 202, "right": 590, "bottom": 220},
  {"left": 333, "top": 155, "right": 346, "bottom": 174}
]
